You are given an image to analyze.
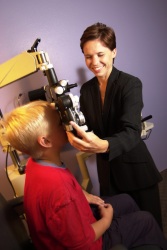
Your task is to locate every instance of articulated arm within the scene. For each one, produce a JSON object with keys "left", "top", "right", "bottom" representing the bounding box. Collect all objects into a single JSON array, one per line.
[{"left": 0, "top": 45, "right": 54, "bottom": 88}]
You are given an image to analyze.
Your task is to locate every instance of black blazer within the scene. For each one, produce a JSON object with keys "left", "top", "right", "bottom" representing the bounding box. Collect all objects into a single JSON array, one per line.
[{"left": 80, "top": 67, "right": 162, "bottom": 194}]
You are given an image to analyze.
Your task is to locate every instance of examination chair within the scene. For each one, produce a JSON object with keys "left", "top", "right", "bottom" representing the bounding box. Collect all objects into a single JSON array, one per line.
[{"left": 0, "top": 193, "right": 35, "bottom": 250}]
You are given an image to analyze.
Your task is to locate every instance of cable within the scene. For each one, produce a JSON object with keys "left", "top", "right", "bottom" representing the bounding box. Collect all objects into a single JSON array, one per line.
[
  {"left": 0, "top": 109, "right": 17, "bottom": 197},
  {"left": 5, "top": 145, "right": 17, "bottom": 198}
]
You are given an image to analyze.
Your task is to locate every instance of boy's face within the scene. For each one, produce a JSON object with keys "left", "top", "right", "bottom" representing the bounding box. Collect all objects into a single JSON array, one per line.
[{"left": 50, "top": 110, "right": 68, "bottom": 148}]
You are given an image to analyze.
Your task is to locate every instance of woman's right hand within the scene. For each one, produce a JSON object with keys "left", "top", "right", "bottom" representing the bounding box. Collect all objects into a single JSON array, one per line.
[{"left": 66, "top": 121, "right": 109, "bottom": 153}]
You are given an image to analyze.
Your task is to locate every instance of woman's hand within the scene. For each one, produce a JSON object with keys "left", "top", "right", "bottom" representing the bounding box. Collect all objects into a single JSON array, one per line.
[{"left": 66, "top": 121, "right": 109, "bottom": 153}]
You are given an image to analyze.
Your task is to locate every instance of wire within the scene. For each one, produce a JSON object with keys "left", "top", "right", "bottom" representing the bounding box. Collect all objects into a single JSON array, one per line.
[
  {"left": 5, "top": 145, "right": 17, "bottom": 198},
  {"left": 0, "top": 109, "right": 17, "bottom": 197}
]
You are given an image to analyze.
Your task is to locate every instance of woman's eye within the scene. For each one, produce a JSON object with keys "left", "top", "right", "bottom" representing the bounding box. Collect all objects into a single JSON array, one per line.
[{"left": 85, "top": 56, "right": 91, "bottom": 59}]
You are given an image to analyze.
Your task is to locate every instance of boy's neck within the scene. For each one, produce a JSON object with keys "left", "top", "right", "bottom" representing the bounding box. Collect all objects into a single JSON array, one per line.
[
  {"left": 38, "top": 149, "right": 62, "bottom": 167},
  {"left": 39, "top": 150, "right": 62, "bottom": 167},
  {"left": 38, "top": 158, "right": 62, "bottom": 167}
]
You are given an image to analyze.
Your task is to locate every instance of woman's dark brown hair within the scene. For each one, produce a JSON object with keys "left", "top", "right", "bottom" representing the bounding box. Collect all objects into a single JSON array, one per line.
[{"left": 80, "top": 22, "right": 116, "bottom": 53}]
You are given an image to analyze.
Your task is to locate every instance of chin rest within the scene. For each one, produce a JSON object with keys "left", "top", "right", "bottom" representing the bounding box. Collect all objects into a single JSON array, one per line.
[{"left": 0, "top": 193, "right": 35, "bottom": 250}]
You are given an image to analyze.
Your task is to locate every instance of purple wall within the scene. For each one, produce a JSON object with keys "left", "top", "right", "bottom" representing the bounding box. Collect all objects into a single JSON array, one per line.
[{"left": 0, "top": 0, "right": 167, "bottom": 199}]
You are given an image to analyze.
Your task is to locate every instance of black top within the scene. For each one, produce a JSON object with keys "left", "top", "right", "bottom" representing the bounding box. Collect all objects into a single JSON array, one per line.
[{"left": 80, "top": 67, "right": 162, "bottom": 193}]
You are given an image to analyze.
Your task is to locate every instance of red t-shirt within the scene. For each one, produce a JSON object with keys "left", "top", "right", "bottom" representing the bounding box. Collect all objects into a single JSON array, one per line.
[{"left": 24, "top": 158, "right": 102, "bottom": 250}]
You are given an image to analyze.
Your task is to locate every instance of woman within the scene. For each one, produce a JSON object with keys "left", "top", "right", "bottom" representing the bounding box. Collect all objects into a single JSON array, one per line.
[{"left": 67, "top": 22, "right": 163, "bottom": 229}]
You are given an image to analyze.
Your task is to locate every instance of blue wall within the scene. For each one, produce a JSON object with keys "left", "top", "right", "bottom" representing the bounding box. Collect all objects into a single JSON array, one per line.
[{"left": 0, "top": 0, "right": 167, "bottom": 199}]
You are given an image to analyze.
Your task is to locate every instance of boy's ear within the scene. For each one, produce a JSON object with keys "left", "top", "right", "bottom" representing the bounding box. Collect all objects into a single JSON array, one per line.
[{"left": 37, "top": 136, "right": 52, "bottom": 148}]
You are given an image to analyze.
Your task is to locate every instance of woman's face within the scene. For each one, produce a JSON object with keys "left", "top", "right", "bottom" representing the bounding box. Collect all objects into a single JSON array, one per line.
[{"left": 83, "top": 39, "right": 116, "bottom": 81}]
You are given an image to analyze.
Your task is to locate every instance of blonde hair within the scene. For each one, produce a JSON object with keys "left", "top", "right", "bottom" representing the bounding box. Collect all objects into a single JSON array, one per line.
[{"left": 2, "top": 101, "right": 59, "bottom": 159}]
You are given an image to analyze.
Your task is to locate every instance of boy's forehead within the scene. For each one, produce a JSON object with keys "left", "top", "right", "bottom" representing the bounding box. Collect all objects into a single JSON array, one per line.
[
  {"left": 50, "top": 103, "right": 56, "bottom": 109},
  {"left": 48, "top": 103, "right": 62, "bottom": 125},
  {"left": 50, "top": 103, "right": 59, "bottom": 115}
]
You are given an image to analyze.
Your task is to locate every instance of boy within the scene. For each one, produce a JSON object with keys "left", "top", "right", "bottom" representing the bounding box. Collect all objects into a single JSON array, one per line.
[{"left": 2, "top": 100, "right": 167, "bottom": 250}]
